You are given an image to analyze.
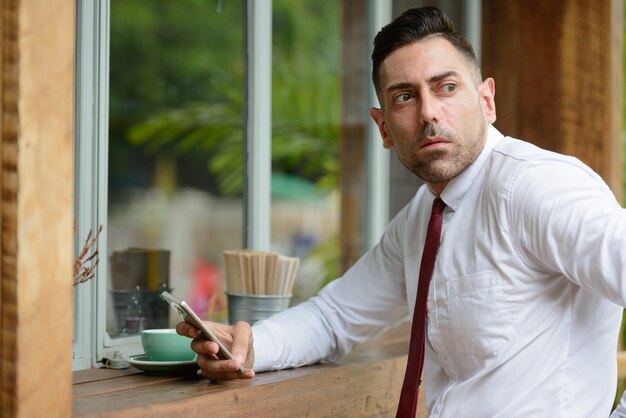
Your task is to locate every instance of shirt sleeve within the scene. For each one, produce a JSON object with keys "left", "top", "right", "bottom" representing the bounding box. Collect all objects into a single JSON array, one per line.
[
  {"left": 509, "top": 156, "right": 626, "bottom": 306},
  {"left": 251, "top": 203, "right": 412, "bottom": 372}
]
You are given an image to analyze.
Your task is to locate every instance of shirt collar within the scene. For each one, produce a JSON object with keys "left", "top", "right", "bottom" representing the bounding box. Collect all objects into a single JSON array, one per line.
[{"left": 437, "top": 124, "right": 505, "bottom": 211}]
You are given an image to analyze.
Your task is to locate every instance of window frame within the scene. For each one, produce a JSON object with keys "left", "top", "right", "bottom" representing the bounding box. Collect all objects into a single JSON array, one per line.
[
  {"left": 73, "top": 0, "right": 111, "bottom": 369},
  {"left": 72, "top": 0, "right": 393, "bottom": 370}
]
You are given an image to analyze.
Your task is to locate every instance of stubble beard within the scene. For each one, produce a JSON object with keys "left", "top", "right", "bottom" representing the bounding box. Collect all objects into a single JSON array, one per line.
[{"left": 402, "top": 122, "right": 486, "bottom": 184}]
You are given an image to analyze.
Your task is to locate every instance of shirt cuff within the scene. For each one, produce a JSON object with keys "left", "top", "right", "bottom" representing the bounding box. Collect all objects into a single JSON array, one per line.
[{"left": 251, "top": 319, "right": 280, "bottom": 372}]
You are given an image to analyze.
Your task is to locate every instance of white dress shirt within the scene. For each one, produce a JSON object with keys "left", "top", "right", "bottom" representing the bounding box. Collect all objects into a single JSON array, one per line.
[{"left": 252, "top": 125, "right": 626, "bottom": 417}]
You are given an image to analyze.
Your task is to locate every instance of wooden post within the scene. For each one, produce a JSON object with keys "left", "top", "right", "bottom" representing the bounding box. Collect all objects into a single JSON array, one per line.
[
  {"left": 482, "top": 0, "right": 623, "bottom": 201},
  {"left": 0, "top": 0, "right": 75, "bottom": 416},
  {"left": 340, "top": 0, "right": 367, "bottom": 273}
]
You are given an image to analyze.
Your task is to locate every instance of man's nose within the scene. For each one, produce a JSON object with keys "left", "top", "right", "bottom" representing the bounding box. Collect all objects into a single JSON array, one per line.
[{"left": 419, "top": 93, "right": 440, "bottom": 124}]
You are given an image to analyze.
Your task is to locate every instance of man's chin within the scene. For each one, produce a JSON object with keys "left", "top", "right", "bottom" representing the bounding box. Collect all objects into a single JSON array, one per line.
[{"left": 413, "top": 164, "right": 462, "bottom": 185}]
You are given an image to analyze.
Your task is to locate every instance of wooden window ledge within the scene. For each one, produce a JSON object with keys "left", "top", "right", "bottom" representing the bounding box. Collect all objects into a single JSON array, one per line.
[{"left": 73, "top": 322, "right": 430, "bottom": 417}]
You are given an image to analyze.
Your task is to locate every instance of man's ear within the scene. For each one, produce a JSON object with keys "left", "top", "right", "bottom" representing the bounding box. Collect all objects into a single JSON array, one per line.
[
  {"left": 479, "top": 77, "right": 497, "bottom": 124},
  {"left": 369, "top": 107, "right": 394, "bottom": 149}
]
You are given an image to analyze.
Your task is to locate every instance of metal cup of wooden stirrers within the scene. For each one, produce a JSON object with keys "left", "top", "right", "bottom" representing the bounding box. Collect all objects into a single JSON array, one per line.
[{"left": 223, "top": 250, "right": 298, "bottom": 325}]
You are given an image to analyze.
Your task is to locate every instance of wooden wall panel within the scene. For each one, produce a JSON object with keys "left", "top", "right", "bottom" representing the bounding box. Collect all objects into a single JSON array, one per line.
[
  {"left": 559, "top": 0, "right": 622, "bottom": 193},
  {"left": 0, "top": 0, "right": 75, "bottom": 416},
  {"left": 482, "top": 0, "right": 623, "bottom": 200},
  {"left": 340, "top": 0, "right": 367, "bottom": 272},
  {"left": 1, "top": 0, "right": 20, "bottom": 415}
]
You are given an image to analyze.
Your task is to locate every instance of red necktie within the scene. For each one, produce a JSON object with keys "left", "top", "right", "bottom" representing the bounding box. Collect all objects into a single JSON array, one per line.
[{"left": 396, "top": 197, "right": 446, "bottom": 417}]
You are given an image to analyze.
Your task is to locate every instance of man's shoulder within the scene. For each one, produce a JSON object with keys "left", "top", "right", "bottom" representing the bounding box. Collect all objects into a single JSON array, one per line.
[
  {"left": 491, "top": 136, "right": 553, "bottom": 162},
  {"left": 492, "top": 135, "right": 597, "bottom": 164},
  {"left": 485, "top": 136, "right": 607, "bottom": 194},
  {"left": 488, "top": 136, "right": 590, "bottom": 175}
]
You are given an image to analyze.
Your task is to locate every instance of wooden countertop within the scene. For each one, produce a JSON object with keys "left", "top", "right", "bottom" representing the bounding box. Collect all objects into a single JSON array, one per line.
[{"left": 73, "top": 322, "right": 428, "bottom": 417}]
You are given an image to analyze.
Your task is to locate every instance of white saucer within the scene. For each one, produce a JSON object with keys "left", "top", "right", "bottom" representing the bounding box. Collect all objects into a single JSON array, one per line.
[{"left": 128, "top": 354, "right": 199, "bottom": 375}]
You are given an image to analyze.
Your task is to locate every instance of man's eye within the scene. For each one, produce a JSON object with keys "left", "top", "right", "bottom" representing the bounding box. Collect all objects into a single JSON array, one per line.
[
  {"left": 395, "top": 93, "right": 412, "bottom": 103},
  {"left": 441, "top": 84, "right": 456, "bottom": 93}
]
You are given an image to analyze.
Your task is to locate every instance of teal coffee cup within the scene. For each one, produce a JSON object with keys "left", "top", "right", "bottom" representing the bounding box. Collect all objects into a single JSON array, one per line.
[{"left": 140, "top": 329, "right": 197, "bottom": 361}]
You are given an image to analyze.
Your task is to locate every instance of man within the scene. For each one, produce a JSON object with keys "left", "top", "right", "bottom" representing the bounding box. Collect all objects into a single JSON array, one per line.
[{"left": 178, "top": 7, "right": 626, "bottom": 417}]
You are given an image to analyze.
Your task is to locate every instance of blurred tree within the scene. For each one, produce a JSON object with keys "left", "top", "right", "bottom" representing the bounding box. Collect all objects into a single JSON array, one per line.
[
  {"left": 108, "top": 0, "right": 342, "bottom": 292},
  {"left": 109, "top": 0, "right": 340, "bottom": 198},
  {"left": 109, "top": 0, "right": 245, "bottom": 198}
]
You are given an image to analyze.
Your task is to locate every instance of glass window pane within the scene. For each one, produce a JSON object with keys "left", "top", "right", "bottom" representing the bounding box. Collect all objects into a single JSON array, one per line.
[
  {"left": 107, "top": 0, "right": 244, "bottom": 337},
  {"left": 271, "top": 1, "right": 341, "bottom": 303}
]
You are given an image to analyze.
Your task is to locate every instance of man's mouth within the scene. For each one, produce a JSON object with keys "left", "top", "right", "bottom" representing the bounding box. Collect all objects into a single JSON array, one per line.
[{"left": 419, "top": 137, "right": 449, "bottom": 149}]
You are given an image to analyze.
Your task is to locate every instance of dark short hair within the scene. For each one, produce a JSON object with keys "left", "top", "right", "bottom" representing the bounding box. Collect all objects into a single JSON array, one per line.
[{"left": 372, "top": 6, "right": 480, "bottom": 98}]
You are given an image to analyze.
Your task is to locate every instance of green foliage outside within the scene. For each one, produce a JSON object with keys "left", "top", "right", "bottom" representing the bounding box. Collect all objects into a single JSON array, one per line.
[
  {"left": 110, "top": 0, "right": 340, "bottom": 197},
  {"left": 109, "top": 0, "right": 342, "bottom": 288}
]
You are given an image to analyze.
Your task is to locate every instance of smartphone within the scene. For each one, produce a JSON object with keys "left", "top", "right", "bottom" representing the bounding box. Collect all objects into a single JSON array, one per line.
[{"left": 159, "top": 290, "right": 245, "bottom": 374}]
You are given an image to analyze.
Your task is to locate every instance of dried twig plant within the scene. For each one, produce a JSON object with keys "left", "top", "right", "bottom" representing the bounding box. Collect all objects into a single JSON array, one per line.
[{"left": 73, "top": 224, "right": 103, "bottom": 286}]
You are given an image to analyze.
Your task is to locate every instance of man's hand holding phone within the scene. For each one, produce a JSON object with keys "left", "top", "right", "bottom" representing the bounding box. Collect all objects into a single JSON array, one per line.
[
  {"left": 176, "top": 320, "right": 255, "bottom": 381},
  {"left": 160, "top": 291, "right": 255, "bottom": 381}
]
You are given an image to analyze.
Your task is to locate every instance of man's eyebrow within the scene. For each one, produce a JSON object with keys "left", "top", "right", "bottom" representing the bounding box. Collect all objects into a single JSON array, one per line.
[
  {"left": 429, "top": 71, "right": 458, "bottom": 83},
  {"left": 385, "top": 82, "right": 412, "bottom": 94},
  {"left": 384, "top": 71, "right": 460, "bottom": 94}
]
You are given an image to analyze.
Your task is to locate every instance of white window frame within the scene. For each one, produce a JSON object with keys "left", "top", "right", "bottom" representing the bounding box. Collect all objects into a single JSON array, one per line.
[
  {"left": 364, "top": 0, "right": 392, "bottom": 250},
  {"left": 73, "top": 0, "right": 111, "bottom": 370},
  {"left": 73, "top": 0, "right": 405, "bottom": 370},
  {"left": 244, "top": 0, "right": 272, "bottom": 251},
  {"left": 73, "top": 0, "right": 275, "bottom": 370}
]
